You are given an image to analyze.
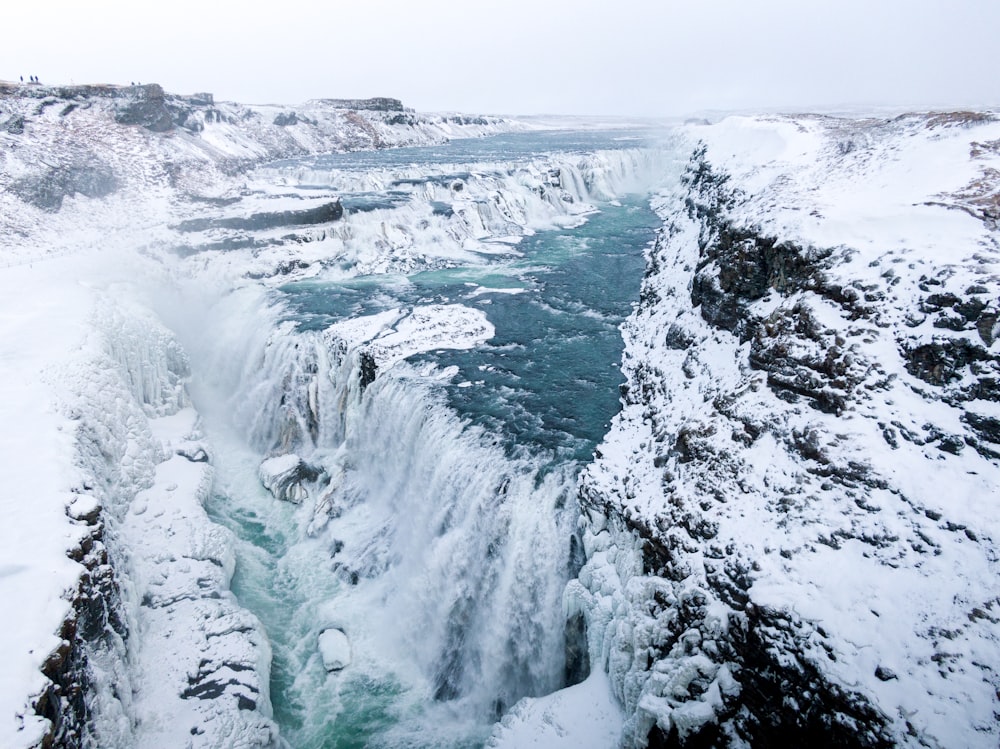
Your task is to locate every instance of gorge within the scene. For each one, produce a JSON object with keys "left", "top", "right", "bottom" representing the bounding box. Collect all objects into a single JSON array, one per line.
[{"left": 1, "top": 84, "right": 998, "bottom": 749}]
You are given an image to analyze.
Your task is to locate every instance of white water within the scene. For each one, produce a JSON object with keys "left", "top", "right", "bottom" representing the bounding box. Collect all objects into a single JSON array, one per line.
[
  {"left": 173, "top": 289, "right": 576, "bottom": 747},
  {"left": 149, "top": 133, "right": 679, "bottom": 747}
]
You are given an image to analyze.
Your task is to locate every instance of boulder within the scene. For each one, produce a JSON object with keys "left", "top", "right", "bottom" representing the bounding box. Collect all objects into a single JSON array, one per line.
[
  {"left": 318, "top": 628, "right": 351, "bottom": 671},
  {"left": 258, "top": 454, "right": 321, "bottom": 503}
]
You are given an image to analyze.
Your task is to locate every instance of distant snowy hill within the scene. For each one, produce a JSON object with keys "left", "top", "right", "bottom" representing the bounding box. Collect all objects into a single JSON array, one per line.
[
  {"left": 569, "top": 112, "right": 1000, "bottom": 747},
  {"left": 0, "top": 82, "right": 517, "bottom": 263}
]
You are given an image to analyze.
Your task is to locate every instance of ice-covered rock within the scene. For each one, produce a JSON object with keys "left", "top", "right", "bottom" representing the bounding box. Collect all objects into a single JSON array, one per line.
[
  {"left": 258, "top": 453, "right": 322, "bottom": 503},
  {"left": 486, "top": 672, "right": 623, "bottom": 749},
  {"left": 317, "top": 628, "right": 351, "bottom": 672}
]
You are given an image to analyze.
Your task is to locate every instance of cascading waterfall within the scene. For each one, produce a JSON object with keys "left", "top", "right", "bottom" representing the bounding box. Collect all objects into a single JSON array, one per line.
[
  {"left": 184, "top": 299, "right": 579, "bottom": 747},
  {"left": 155, "top": 129, "right": 679, "bottom": 748}
]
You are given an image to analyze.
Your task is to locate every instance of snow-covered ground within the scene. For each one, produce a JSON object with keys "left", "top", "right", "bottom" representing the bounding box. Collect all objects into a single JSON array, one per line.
[{"left": 572, "top": 112, "right": 1000, "bottom": 746}]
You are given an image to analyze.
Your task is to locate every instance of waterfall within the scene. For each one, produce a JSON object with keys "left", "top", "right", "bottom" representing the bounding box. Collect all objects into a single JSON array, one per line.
[
  {"left": 148, "top": 131, "right": 677, "bottom": 747},
  {"left": 174, "top": 287, "right": 582, "bottom": 747}
]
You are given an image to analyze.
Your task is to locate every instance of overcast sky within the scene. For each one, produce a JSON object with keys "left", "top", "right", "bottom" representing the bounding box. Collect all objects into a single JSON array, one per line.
[{"left": 3, "top": 0, "right": 999, "bottom": 116}]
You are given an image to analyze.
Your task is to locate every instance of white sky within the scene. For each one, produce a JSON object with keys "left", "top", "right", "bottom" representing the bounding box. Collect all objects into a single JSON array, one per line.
[{"left": 3, "top": 0, "right": 999, "bottom": 116}]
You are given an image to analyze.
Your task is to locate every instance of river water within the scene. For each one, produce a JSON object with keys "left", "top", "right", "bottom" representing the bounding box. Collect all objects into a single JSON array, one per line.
[{"left": 197, "top": 127, "right": 674, "bottom": 748}]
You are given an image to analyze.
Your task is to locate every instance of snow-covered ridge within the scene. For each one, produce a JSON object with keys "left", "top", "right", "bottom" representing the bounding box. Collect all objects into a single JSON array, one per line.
[
  {"left": 64, "top": 288, "right": 279, "bottom": 749},
  {"left": 0, "top": 245, "right": 281, "bottom": 749},
  {"left": 572, "top": 112, "right": 1000, "bottom": 747},
  {"left": 0, "top": 82, "right": 524, "bottom": 263}
]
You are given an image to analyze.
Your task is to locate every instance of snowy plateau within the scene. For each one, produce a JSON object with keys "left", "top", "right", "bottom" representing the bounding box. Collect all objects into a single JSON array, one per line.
[{"left": 0, "top": 80, "right": 997, "bottom": 749}]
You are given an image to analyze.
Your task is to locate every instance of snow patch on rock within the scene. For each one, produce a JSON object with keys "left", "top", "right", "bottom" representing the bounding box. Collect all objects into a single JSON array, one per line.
[{"left": 317, "top": 629, "right": 352, "bottom": 672}]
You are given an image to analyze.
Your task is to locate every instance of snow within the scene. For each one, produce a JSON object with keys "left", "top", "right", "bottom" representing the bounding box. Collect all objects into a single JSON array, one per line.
[
  {"left": 0, "top": 83, "right": 589, "bottom": 747},
  {"left": 317, "top": 628, "right": 351, "bottom": 672},
  {"left": 5, "top": 80, "right": 999, "bottom": 748},
  {"left": 486, "top": 671, "right": 624, "bottom": 749},
  {"left": 577, "top": 111, "right": 1000, "bottom": 747},
  {"left": 0, "top": 222, "right": 280, "bottom": 746},
  {"left": 0, "top": 253, "right": 107, "bottom": 748},
  {"left": 347, "top": 304, "right": 496, "bottom": 370}
]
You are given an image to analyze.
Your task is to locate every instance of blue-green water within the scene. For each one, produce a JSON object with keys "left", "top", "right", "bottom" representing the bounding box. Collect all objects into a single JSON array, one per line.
[
  {"left": 201, "top": 127, "right": 671, "bottom": 749},
  {"left": 280, "top": 194, "right": 658, "bottom": 462},
  {"left": 268, "top": 127, "right": 668, "bottom": 172}
]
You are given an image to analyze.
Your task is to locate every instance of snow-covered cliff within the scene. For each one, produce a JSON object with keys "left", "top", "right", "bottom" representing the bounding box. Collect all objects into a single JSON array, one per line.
[
  {"left": 0, "top": 81, "right": 518, "bottom": 263},
  {"left": 570, "top": 113, "right": 1000, "bottom": 747}
]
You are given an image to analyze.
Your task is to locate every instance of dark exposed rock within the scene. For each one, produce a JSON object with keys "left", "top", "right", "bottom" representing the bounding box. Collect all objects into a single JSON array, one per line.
[
  {"left": 564, "top": 611, "right": 590, "bottom": 686},
  {"left": 964, "top": 411, "right": 1000, "bottom": 444},
  {"left": 647, "top": 721, "right": 721, "bottom": 749},
  {"left": 730, "top": 606, "right": 895, "bottom": 748},
  {"left": 33, "top": 500, "right": 128, "bottom": 749},
  {"left": 447, "top": 114, "right": 491, "bottom": 126},
  {"left": 259, "top": 454, "right": 324, "bottom": 503},
  {"left": 178, "top": 446, "right": 210, "bottom": 462},
  {"left": 12, "top": 160, "right": 120, "bottom": 211},
  {"left": 358, "top": 351, "right": 378, "bottom": 391},
  {"left": 902, "top": 337, "right": 991, "bottom": 387},
  {"left": 976, "top": 310, "right": 998, "bottom": 346},
  {"left": 114, "top": 83, "right": 174, "bottom": 132},
  {"left": 313, "top": 97, "right": 405, "bottom": 112},
  {"left": 174, "top": 200, "right": 343, "bottom": 233},
  {"left": 388, "top": 112, "right": 417, "bottom": 126},
  {"left": 874, "top": 665, "right": 897, "bottom": 682},
  {"left": 237, "top": 695, "right": 257, "bottom": 711},
  {"left": 748, "top": 303, "right": 860, "bottom": 415},
  {"left": 5, "top": 113, "right": 25, "bottom": 134},
  {"left": 682, "top": 151, "right": 836, "bottom": 341}
]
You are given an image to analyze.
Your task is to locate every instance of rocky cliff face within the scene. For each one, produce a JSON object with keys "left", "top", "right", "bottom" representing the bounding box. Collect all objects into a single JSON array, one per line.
[
  {"left": 571, "top": 113, "right": 1000, "bottom": 747},
  {"left": 40, "top": 290, "right": 281, "bottom": 749}
]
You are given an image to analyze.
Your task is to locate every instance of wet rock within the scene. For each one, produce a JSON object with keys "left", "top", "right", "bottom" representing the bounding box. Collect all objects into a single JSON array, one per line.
[
  {"left": 564, "top": 611, "right": 590, "bottom": 686},
  {"left": 358, "top": 351, "right": 378, "bottom": 391}
]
